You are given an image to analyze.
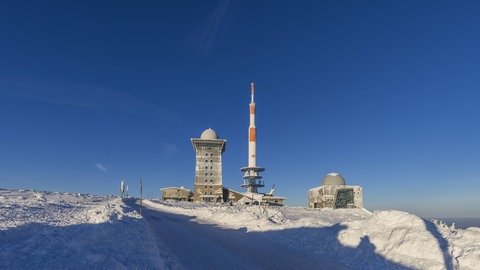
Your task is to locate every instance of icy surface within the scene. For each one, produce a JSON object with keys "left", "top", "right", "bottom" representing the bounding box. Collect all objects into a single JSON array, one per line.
[{"left": 1, "top": 189, "right": 479, "bottom": 270}]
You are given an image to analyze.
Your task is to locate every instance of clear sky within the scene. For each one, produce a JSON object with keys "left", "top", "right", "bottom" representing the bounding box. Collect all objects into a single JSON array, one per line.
[{"left": 1, "top": 1, "right": 479, "bottom": 218}]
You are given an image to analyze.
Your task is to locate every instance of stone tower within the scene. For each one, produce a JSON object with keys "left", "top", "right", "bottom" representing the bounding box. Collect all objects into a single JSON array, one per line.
[{"left": 191, "top": 128, "right": 227, "bottom": 203}]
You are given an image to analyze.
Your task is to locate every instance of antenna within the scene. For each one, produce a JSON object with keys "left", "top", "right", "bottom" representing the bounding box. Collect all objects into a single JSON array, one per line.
[{"left": 251, "top": 82, "right": 255, "bottom": 102}]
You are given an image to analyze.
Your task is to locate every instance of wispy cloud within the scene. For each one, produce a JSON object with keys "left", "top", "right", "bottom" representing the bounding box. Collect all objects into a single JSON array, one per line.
[
  {"left": 0, "top": 77, "right": 182, "bottom": 123},
  {"left": 194, "top": 0, "right": 232, "bottom": 55},
  {"left": 0, "top": 78, "right": 144, "bottom": 112},
  {"left": 95, "top": 163, "right": 107, "bottom": 172}
]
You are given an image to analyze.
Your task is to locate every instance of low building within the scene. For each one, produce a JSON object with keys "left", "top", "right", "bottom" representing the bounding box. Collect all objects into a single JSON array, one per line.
[
  {"left": 160, "top": 187, "right": 193, "bottom": 201},
  {"left": 308, "top": 173, "right": 362, "bottom": 209},
  {"left": 237, "top": 193, "right": 286, "bottom": 206}
]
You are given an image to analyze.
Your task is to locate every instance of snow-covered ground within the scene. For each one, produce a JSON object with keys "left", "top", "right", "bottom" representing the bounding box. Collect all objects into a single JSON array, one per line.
[
  {"left": 0, "top": 189, "right": 167, "bottom": 269},
  {"left": 1, "top": 189, "right": 479, "bottom": 270}
]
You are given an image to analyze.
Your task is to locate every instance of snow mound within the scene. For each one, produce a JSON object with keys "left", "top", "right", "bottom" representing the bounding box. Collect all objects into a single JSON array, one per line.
[
  {"left": 146, "top": 200, "right": 480, "bottom": 270},
  {"left": 0, "top": 189, "right": 169, "bottom": 269},
  {"left": 2, "top": 190, "right": 479, "bottom": 270}
]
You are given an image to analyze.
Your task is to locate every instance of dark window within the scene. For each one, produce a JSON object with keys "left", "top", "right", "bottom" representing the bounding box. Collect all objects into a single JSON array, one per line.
[{"left": 335, "top": 189, "right": 354, "bottom": 209}]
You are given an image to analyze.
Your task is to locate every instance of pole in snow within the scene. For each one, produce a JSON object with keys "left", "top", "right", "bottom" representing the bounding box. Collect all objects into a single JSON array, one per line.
[
  {"left": 120, "top": 180, "right": 126, "bottom": 198},
  {"left": 140, "top": 179, "right": 143, "bottom": 215}
]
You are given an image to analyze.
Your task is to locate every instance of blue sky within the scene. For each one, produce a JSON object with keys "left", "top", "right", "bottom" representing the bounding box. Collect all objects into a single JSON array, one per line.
[{"left": 1, "top": 1, "right": 479, "bottom": 217}]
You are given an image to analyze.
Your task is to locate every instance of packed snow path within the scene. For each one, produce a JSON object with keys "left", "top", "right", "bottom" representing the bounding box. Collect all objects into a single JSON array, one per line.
[{"left": 127, "top": 199, "right": 340, "bottom": 270}]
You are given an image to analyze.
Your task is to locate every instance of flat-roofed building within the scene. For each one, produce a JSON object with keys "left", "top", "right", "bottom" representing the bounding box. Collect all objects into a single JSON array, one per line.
[
  {"left": 308, "top": 173, "right": 362, "bottom": 209},
  {"left": 160, "top": 187, "right": 193, "bottom": 201}
]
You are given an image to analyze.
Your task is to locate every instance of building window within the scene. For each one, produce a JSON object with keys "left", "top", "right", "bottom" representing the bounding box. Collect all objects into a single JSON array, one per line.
[
  {"left": 210, "top": 173, "right": 212, "bottom": 176},
  {"left": 210, "top": 166, "right": 213, "bottom": 169},
  {"left": 210, "top": 192, "right": 212, "bottom": 195},
  {"left": 205, "top": 186, "right": 207, "bottom": 188},
  {"left": 205, "top": 153, "right": 208, "bottom": 156},
  {"left": 210, "top": 186, "right": 212, "bottom": 189},
  {"left": 210, "top": 179, "right": 213, "bottom": 182},
  {"left": 210, "top": 153, "right": 213, "bottom": 156},
  {"left": 205, "top": 179, "right": 207, "bottom": 182},
  {"left": 205, "top": 160, "right": 208, "bottom": 162},
  {"left": 205, "top": 166, "right": 208, "bottom": 169},
  {"left": 210, "top": 160, "right": 213, "bottom": 162}
]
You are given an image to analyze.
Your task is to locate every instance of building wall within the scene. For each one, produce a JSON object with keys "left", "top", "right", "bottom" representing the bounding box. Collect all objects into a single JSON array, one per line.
[
  {"left": 226, "top": 188, "right": 244, "bottom": 202},
  {"left": 161, "top": 188, "right": 192, "bottom": 201},
  {"left": 192, "top": 140, "right": 226, "bottom": 202},
  {"left": 196, "top": 184, "right": 224, "bottom": 203},
  {"left": 308, "top": 185, "right": 362, "bottom": 209}
]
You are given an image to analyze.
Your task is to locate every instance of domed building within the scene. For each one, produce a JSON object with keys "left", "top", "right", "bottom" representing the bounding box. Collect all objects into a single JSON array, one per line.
[
  {"left": 191, "top": 128, "right": 228, "bottom": 203},
  {"left": 308, "top": 172, "right": 363, "bottom": 209}
]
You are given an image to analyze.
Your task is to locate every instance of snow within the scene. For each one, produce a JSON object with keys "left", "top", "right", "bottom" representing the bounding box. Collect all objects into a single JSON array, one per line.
[
  {"left": 1, "top": 188, "right": 479, "bottom": 270},
  {"left": 0, "top": 189, "right": 170, "bottom": 269}
]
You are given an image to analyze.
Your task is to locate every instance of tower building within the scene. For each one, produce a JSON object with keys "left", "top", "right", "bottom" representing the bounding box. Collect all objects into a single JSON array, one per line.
[
  {"left": 240, "top": 83, "right": 265, "bottom": 193},
  {"left": 191, "top": 128, "right": 227, "bottom": 203},
  {"left": 236, "top": 83, "right": 285, "bottom": 206}
]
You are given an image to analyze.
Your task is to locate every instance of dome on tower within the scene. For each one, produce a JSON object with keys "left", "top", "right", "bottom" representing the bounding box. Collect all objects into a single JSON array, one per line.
[
  {"left": 321, "top": 172, "right": 346, "bottom": 186},
  {"left": 200, "top": 128, "right": 219, "bottom": 140}
]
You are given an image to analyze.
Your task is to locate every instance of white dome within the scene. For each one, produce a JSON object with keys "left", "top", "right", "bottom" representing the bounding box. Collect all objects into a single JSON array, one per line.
[
  {"left": 200, "top": 128, "right": 219, "bottom": 140},
  {"left": 321, "top": 172, "right": 346, "bottom": 186}
]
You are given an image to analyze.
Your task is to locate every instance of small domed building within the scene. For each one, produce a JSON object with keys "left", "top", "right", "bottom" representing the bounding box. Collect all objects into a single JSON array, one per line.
[{"left": 308, "top": 172, "right": 362, "bottom": 209}]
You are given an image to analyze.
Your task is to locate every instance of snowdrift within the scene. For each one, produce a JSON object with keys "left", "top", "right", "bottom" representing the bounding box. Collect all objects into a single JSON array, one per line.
[
  {"left": 1, "top": 189, "right": 479, "bottom": 270},
  {"left": 145, "top": 199, "right": 480, "bottom": 270},
  {"left": 0, "top": 189, "right": 167, "bottom": 269}
]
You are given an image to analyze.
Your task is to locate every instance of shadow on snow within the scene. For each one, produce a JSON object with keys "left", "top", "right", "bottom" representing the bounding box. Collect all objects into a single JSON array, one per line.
[
  {"left": 127, "top": 199, "right": 419, "bottom": 270},
  {"left": 422, "top": 218, "right": 454, "bottom": 270},
  {"left": 0, "top": 204, "right": 162, "bottom": 270},
  {"left": 1, "top": 199, "right": 455, "bottom": 270}
]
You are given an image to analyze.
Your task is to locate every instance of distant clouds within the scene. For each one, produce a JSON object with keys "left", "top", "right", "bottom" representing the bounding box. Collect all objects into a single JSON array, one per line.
[
  {"left": 95, "top": 163, "right": 107, "bottom": 172},
  {"left": 0, "top": 77, "right": 182, "bottom": 123},
  {"left": 194, "top": 0, "right": 232, "bottom": 55},
  {"left": 0, "top": 78, "right": 144, "bottom": 112}
]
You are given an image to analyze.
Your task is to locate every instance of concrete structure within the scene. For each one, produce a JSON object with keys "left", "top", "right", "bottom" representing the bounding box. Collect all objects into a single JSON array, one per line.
[
  {"left": 308, "top": 172, "right": 363, "bottom": 209},
  {"left": 160, "top": 187, "right": 193, "bottom": 201},
  {"left": 191, "top": 128, "right": 227, "bottom": 203},
  {"left": 238, "top": 83, "right": 286, "bottom": 206},
  {"left": 240, "top": 83, "right": 265, "bottom": 194}
]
